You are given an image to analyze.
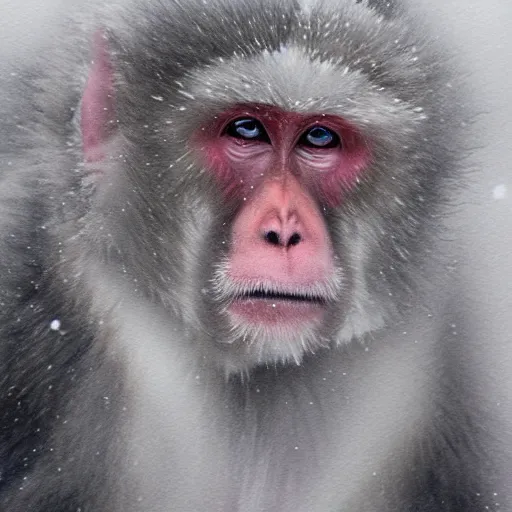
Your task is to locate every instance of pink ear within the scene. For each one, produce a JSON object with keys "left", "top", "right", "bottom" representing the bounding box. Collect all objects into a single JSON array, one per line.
[{"left": 81, "top": 31, "right": 116, "bottom": 163}]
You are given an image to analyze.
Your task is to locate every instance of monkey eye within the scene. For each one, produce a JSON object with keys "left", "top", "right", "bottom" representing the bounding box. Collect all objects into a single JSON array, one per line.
[
  {"left": 299, "top": 126, "right": 340, "bottom": 149},
  {"left": 225, "top": 118, "right": 270, "bottom": 143}
]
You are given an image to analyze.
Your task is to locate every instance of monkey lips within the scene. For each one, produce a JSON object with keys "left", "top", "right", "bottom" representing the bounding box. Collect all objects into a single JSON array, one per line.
[{"left": 229, "top": 285, "right": 329, "bottom": 326}]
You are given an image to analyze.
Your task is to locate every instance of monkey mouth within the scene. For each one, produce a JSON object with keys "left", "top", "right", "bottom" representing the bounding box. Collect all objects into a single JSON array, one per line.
[
  {"left": 212, "top": 271, "right": 341, "bottom": 326},
  {"left": 239, "top": 289, "right": 326, "bottom": 305},
  {"left": 226, "top": 283, "right": 330, "bottom": 326}
]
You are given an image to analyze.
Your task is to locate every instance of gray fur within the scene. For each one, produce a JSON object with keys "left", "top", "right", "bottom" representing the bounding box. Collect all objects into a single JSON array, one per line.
[{"left": 0, "top": 0, "right": 504, "bottom": 511}]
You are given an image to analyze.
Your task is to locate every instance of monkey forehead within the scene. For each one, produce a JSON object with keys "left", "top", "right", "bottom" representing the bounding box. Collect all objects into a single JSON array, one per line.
[
  {"left": 108, "top": 0, "right": 451, "bottom": 127},
  {"left": 175, "top": 46, "right": 420, "bottom": 144},
  {"left": 183, "top": 46, "right": 369, "bottom": 114}
]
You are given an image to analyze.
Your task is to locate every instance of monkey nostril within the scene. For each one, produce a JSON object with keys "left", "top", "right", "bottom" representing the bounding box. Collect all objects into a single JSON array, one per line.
[
  {"left": 287, "top": 233, "right": 301, "bottom": 247},
  {"left": 264, "top": 231, "right": 302, "bottom": 247},
  {"left": 265, "top": 231, "right": 281, "bottom": 246}
]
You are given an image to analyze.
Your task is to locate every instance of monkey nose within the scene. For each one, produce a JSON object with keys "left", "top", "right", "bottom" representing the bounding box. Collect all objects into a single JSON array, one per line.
[{"left": 264, "top": 230, "right": 302, "bottom": 248}]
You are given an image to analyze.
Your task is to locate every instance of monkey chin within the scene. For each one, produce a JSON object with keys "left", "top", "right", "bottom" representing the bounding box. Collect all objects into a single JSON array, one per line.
[
  {"left": 209, "top": 262, "right": 343, "bottom": 371},
  {"left": 219, "top": 299, "right": 330, "bottom": 372}
]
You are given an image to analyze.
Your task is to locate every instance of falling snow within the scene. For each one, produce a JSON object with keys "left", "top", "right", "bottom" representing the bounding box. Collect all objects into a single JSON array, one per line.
[
  {"left": 50, "top": 319, "right": 61, "bottom": 331},
  {"left": 492, "top": 184, "right": 507, "bottom": 200}
]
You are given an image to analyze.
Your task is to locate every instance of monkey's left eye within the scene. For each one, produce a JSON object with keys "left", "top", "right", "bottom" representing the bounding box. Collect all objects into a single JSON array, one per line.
[
  {"left": 225, "top": 118, "right": 270, "bottom": 143},
  {"left": 300, "top": 126, "right": 340, "bottom": 149}
]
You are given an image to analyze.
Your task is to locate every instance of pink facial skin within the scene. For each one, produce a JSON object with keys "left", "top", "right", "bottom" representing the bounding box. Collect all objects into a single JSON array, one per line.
[
  {"left": 229, "top": 299, "right": 326, "bottom": 327},
  {"left": 227, "top": 174, "right": 334, "bottom": 326},
  {"left": 193, "top": 104, "right": 369, "bottom": 207},
  {"left": 229, "top": 173, "right": 333, "bottom": 286},
  {"left": 193, "top": 105, "right": 371, "bottom": 327}
]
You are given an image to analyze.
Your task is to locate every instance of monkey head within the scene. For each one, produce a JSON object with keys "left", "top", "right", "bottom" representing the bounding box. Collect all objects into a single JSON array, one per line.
[{"left": 72, "top": 1, "right": 459, "bottom": 374}]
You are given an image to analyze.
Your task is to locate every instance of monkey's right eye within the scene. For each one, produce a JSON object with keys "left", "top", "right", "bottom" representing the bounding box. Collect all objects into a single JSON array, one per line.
[{"left": 225, "top": 118, "right": 270, "bottom": 143}]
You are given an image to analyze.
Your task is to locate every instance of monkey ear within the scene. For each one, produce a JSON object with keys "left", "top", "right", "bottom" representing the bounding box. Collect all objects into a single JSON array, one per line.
[{"left": 81, "top": 31, "right": 117, "bottom": 163}]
